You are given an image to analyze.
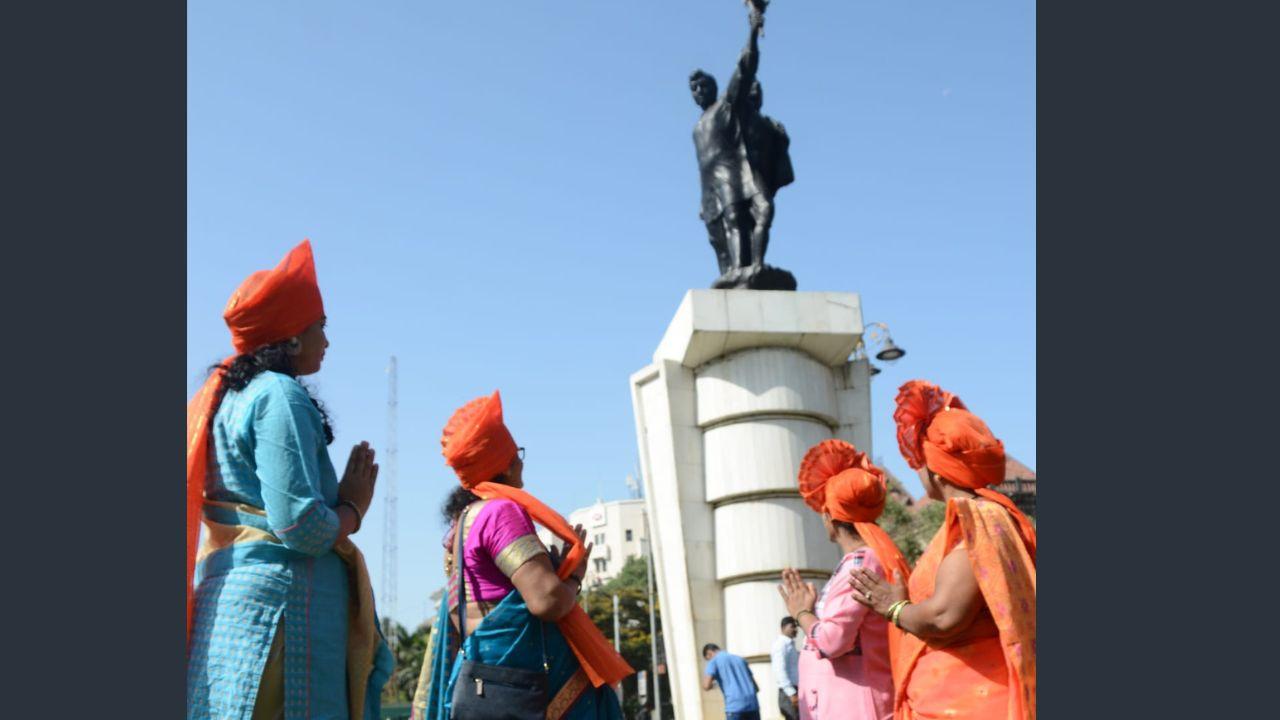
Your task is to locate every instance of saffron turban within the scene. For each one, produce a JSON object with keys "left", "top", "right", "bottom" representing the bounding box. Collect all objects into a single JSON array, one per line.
[
  {"left": 893, "top": 379, "right": 1035, "bottom": 561},
  {"left": 441, "top": 391, "right": 519, "bottom": 488},
  {"left": 893, "top": 380, "right": 1004, "bottom": 490},
  {"left": 798, "top": 440, "right": 910, "bottom": 583},
  {"left": 439, "top": 392, "right": 633, "bottom": 687},
  {"left": 222, "top": 240, "right": 326, "bottom": 355},
  {"left": 186, "top": 240, "right": 327, "bottom": 641}
]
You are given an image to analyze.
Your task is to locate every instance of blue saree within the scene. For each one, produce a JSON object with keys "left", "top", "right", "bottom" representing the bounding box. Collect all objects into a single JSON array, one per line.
[{"left": 417, "top": 590, "right": 623, "bottom": 720}]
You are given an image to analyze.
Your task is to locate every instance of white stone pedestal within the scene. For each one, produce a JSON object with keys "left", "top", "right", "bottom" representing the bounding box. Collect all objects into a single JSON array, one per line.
[{"left": 630, "top": 290, "right": 873, "bottom": 720}]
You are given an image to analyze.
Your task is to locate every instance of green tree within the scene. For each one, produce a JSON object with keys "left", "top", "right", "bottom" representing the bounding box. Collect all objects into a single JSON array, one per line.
[
  {"left": 912, "top": 501, "right": 946, "bottom": 552},
  {"left": 879, "top": 496, "right": 925, "bottom": 564},
  {"left": 381, "top": 618, "right": 432, "bottom": 704},
  {"left": 584, "top": 555, "right": 673, "bottom": 719},
  {"left": 880, "top": 497, "right": 947, "bottom": 566}
]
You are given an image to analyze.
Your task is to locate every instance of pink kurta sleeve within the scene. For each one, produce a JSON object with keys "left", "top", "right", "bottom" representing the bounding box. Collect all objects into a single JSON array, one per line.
[{"left": 809, "top": 550, "right": 883, "bottom": 659}]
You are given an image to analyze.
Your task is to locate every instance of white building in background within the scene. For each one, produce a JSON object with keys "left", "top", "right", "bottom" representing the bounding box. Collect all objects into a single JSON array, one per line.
[{"left": 537, "top": 498, "right": 648, "bottom": 589}]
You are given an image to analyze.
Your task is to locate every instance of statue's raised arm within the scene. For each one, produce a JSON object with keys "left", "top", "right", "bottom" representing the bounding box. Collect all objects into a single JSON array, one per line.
[
  {"left": 724, "top": 10, "right": 765, "bottom": 110},
  {"left": 688, "top": 1, "right": 796, "bottom": 291}
]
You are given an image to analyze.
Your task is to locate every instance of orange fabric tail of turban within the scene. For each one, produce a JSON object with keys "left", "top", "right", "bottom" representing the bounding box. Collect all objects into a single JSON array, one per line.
[
  {"left": 186, "top": 240, "right": 326, "bottom": 643},
  {"left": 442, "top": 392, "right": 634, "bottom": 688},
  {"left": 797, "top": 440, "right": 911, "bottom": 584},
  {"left": 894, "top": 380, "right": 1036, "bottom": 563}
]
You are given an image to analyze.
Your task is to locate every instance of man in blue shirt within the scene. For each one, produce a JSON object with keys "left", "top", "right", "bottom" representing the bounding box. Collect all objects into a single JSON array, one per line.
[{"left": 701, "top": 643, "right": 761, "bottom": 720}]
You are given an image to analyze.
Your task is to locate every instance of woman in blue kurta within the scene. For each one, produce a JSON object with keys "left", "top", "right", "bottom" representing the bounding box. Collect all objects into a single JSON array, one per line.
[{"left": 186, "top": 240, "right": 392, "bottom": 719}]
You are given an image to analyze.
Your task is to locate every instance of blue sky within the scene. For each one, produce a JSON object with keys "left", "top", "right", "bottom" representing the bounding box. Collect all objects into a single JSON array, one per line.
[{"left": 188, "top": 0, "right": 1034, "bottom": 628}]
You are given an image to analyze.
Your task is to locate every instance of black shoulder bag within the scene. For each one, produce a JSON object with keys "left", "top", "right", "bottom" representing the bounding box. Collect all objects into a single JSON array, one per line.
[{"left": 450, "top": 503, "right": 550, "bottom": 719}]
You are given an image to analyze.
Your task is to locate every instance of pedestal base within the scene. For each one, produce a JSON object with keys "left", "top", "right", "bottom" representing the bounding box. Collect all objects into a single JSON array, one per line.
[
  {"left": 711, "top": 264, "right": 798, "bottom": 291},
  {"left": 631, "top": 290, "right": 873, "bottom": 720}
]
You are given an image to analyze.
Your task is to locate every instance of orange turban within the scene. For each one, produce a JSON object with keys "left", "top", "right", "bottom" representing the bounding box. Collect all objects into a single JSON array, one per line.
[
  {"left": 223, "top": 240, "right": 325, "bottom": 355},
  {"left": 893, "top": 379, "right": 1035, "bottom": 561},
  {"left": 798, "top": 440, "right": 910, "bottom": 583},
  {"left": 186, "top": 240, "right": 326, "bottom": 642},
  {"left": 441, "top": 391, "right": 519, "bottom": 488},
  {"left": 893, "top": 380, "right": 1003, "bottom": 489},
  {"left": 439, "top": 393, "right": 634, "bottom": 688}
]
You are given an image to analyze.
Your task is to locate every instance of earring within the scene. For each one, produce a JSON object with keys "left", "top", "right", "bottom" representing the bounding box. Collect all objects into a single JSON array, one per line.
[{"left": 286, "top": 337, "right": 302, "bottom": 356}]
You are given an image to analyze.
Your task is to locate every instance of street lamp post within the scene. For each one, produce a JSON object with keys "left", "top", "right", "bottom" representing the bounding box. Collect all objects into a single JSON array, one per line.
[
  {"left": 629, "top": 471, "right": 663, "bottom": 719},
  {"left": 642, "top": 524, "right": 661, "bottom": 719},
  {"left": 613, "top": 593, "right": 624, "bottom": 707},
  {"left": 857, "top": 321, "right": 907, "bottom": 376}
]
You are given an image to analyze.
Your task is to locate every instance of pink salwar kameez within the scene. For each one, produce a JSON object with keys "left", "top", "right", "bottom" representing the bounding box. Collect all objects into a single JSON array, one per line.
[{"left": 798, "top": 548, "right": 894, "bottom": 720}]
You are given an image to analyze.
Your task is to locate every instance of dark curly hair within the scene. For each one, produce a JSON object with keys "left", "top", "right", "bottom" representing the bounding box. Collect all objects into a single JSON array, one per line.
[
  {"left": 832, "top": 519, "right": 861, "bottom": 538},
  {"left": 209, "top": 340, "right": 334, "bottom": 445},
  {"left": 441, "top": 486, "right": 480, "bottom": 526},
  {"left": 440, "top": 464, "right": 514, "bottom": 526}
]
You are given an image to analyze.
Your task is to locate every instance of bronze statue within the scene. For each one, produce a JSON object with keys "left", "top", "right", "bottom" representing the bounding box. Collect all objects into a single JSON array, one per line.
[{"left": 690, "top": 4, "right": 796, "bottom": 290}]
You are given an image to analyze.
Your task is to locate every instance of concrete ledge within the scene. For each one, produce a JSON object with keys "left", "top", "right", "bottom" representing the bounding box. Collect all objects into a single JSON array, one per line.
[{"left": 655, "top": 290, "right": 864, "bottom": 369}]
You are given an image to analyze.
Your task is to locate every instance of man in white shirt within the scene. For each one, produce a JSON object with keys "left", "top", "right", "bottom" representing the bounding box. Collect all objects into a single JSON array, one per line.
[{"left": 770, "top": 616, "right": 801, "bottom": 720}]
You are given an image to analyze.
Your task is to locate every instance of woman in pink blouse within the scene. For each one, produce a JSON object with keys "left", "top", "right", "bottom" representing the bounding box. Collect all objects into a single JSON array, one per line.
[
  {"left": 440, "top": 472, "right": 572, "bottom": 633},
  {"left": 412, "top": 391, "right": 630, "bottom": 719},
  {"left": 778, "top": 440, "right": 911, "bottom": 720}
]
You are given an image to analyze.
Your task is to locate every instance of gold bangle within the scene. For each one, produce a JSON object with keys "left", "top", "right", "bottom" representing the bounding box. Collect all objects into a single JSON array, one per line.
[
  {"left": 796, "top": 609, "right": 817, "bottom": 623},
  {"left": 892, "top": 601, "right": 912, "bottom": 628},
  {"left": 883, "top": 600, "right": 907, "bottom": 621},
  {"left": 884, "top": 601, "right": 901, "bottom": 623},
  {"left": 339, "top": 500, "right": 363, "bottom": 533}
]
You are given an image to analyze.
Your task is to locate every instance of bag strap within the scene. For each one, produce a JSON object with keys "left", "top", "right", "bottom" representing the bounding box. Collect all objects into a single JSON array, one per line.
[{"left": 455, "top": 504, "right": 468, "bottom": 647}]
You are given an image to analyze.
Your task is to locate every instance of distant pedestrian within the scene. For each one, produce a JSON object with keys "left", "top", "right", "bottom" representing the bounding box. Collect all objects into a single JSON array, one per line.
[
  {"left": 771, "top": 617, "right": 801, "bottom": 720},
  {"left": 701, "top": 644, "right": 761, "bottom": 720}
]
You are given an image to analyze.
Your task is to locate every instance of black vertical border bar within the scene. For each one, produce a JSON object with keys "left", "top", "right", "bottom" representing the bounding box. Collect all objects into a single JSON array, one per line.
[
  {"left": 2, "top": 0, "right": 186, "bottom": 713},
  {"left": 1042, "top": 0, "right": 1274, "bottom": 716}
]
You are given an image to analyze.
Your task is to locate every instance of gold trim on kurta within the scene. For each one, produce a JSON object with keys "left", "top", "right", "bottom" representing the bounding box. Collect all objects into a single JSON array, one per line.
[
  {"left": 204, "top": 499, "right": 268, "bottom": 516},
  {"left": 197, "top": 500, "right": 279, "bottom": 563},
  {"left": 196, "top": 523, "right": 281, "bottom": 563},
  {"left": 494, "top": 534, "right": 548, "bottom": 577}
]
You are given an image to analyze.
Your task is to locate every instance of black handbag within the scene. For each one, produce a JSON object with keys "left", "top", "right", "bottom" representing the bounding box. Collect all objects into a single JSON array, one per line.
[{"left": 450, "top": 504, "right": 549, "bottom": 719}]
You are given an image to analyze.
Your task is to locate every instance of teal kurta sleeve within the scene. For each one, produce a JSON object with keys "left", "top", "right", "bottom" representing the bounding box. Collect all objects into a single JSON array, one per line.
[{"left": 252, "top": 374, "right": 341, "bottom": 556}]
